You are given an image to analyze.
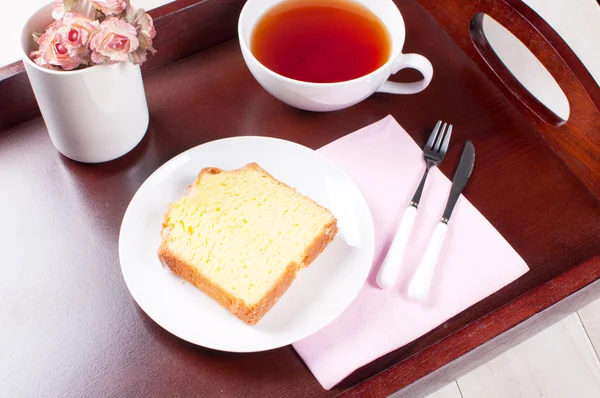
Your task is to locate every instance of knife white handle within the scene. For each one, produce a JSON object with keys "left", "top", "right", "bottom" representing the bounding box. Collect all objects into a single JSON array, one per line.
[
  {"left": 408, "top": 222, "right": 448, "bottom": 300},
  {"left": 376, "top": 205, "right": 418, "bottom": 289}
]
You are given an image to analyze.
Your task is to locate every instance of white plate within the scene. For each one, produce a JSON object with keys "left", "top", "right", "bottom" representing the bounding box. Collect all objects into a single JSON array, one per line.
[{"left": 119, "top": 137, "right": 374, "bottom": 352}]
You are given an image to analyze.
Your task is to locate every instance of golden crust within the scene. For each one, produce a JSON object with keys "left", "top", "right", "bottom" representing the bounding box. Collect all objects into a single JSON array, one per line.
[
  {"left": 244, "top": 216, "right": 338, "bottom": 324},
  {"left": 158, "top": 241, "right": 278, "bottom": 324},
  {"left": 158, "top": 163, "right": 338, "bottom": 325}
]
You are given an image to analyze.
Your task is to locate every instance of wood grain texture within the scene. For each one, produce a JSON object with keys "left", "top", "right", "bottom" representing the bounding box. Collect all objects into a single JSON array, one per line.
[
  {"left": 0, "top": 0, "right": 245, "bottom": 132},
  {"left": 432, "top": 384, "right": 463, "bottom": 398},
  {"left": 1, "top": 0, "right": 600, "bottom": 397},
  {"left": 416, "top": 0, "right": 600, "bottom": 199},
  {"left": 394, "top": 382, "right": 462, "bottom": 398},
  {"left": 342, "top": 257, "right": 600, "bottom": 398},
  {"left": 0, "top": 65, "right": 39, "bottom": 131},
  {"left": 457, "top": 313, "right": 600, "bottom": 398},
  {"left": 578, "top": 297, "right": 600, "bottom": 359}
]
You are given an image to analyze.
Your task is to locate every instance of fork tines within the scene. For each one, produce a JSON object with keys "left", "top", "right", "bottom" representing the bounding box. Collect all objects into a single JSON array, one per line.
[{"left": 426, "top": 120, "right": 453, "bottom": 155}]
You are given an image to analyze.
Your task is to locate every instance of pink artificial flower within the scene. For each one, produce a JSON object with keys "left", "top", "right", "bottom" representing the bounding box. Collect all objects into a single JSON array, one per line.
[
  {"left": 90, "top": 17, "right": 139, "bottom": 64},
  {"left": 61, "top": 13, "right": 98, "bottom": 51},
  {"left": 139, "top": 13, "right": 156, "bottom": 42},
  {"left": 33, "top": 13, "right": 99, "bottom": 70},
  {"left": 124, "top": 5, "right": 156, "bottom": 64},
  {"left": 91, "top": 0, "right": 126, "bottom": 16},
  {"left": 52, "top": 0, "right": 97, "bottom": 20},
  {"left": 52, "top": 0, "right": 65, "bottom": 19},
  {"left": 30, "top": 50, "right": 55, "bottom": 70}
]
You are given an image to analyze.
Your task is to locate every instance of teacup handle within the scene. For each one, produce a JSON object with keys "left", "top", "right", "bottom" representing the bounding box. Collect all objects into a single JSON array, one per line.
[{"left": 377, "top": 53, "right": 433, "bottom": 95}]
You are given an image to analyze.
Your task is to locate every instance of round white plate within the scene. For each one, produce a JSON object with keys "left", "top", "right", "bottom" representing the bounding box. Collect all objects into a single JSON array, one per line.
[{"left": 119, "top": 136, "right": 374, "bottom": 352}]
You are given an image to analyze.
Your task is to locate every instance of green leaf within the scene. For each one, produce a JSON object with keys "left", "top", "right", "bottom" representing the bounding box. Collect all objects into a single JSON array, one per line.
[
  {"left": 63, "top": 0, "right": 78, "bottom": 12},
  {"left": 32, "top": 31, "right": 42, "bottom": 45},
  {"left": 138, "top": 34, "right": 148, "bottom": 48},
  {"left": 72, "top": 0, "right": 97, "bottom": 19},
  {"left": 128, "top": 47, "right": 147, "bottom": 65}
]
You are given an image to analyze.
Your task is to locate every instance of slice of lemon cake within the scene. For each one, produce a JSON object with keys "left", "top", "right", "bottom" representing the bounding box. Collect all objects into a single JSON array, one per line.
[{"left": 158, "top": 163, "right": 338, "bottom": 325}]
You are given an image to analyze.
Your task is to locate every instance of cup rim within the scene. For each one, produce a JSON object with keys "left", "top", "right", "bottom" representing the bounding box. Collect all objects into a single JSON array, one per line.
[{"left": 237, "top": 0, "right": 404, "bottom": 87}]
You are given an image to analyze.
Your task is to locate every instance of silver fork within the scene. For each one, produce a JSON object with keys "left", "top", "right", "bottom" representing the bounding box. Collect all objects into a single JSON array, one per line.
[{"left": 376, "top": 121, "right": 453, "bottom": 289}]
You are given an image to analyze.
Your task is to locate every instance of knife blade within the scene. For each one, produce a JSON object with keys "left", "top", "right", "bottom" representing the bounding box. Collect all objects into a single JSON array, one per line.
[
  {"left": 407, "top": 141, "right": 475, "bottom": 300},
  {"left": 441, "top": 140, "right": 475, "bottom": 224}
]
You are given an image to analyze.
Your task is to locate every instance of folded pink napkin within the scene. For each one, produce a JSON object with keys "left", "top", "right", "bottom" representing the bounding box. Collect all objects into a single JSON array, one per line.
[{"left": 293, "top": 115, "right": 529, "bottom": 389}]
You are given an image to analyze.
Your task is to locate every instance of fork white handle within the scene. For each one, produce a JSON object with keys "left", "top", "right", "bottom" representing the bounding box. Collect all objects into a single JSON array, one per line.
[
  {"left": 376, "top": 206, "right": 418, "bottom": 289},
  {"left": 408, "top": 222, "right": 448, "bottom": 300}
]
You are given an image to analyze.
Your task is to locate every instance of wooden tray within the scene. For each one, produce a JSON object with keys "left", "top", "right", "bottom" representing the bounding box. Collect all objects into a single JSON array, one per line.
[{"left": 1, "top": 0, "right": 599, "bottom": 396}]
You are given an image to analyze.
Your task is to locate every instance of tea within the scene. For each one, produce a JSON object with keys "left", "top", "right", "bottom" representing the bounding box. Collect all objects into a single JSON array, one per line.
[{"left": 251, "top": 0, "right": 391, "bottom": 84}]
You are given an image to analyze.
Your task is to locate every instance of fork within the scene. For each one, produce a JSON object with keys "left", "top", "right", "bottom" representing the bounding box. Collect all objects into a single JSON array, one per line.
[{"left": 376, "top": 120, "right": 453, "bottom": 289}]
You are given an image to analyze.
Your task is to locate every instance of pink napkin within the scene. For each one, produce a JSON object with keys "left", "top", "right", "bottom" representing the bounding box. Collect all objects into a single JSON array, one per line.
[{"left": 293, "top": 115, "right": 529, "bottom": 389}]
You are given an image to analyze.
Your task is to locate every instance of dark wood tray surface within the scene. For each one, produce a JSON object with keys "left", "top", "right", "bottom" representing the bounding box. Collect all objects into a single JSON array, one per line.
[{"left": 1, "top": 0, "right": 599, "bottom": 396}]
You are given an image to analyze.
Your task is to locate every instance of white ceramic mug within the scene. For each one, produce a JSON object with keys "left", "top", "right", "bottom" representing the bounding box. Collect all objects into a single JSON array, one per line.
[
  {"left": 238, "top": 0, "right": 433, "bottom": 112},
  {"left": 20, "top": 3, "right": 149, "bottom": 163}
]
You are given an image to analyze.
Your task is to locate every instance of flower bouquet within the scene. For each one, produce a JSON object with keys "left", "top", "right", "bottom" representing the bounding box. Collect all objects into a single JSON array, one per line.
[
  {"left": 20, "top": 0, "right": 157, "bottom": 163},
  {"left": 30, "top": 0, "right": 156, "bottom": 71}
]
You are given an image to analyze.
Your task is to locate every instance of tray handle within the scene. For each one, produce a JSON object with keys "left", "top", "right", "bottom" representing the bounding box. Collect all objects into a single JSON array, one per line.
[{"left": 417, "top": 0, "right": 600, "bottom": 198}]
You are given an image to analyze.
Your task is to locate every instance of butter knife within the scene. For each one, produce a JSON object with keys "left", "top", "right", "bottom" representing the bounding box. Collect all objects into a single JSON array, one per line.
[{"left": 408, "top": 140, "right": 475, "bottom": 301}]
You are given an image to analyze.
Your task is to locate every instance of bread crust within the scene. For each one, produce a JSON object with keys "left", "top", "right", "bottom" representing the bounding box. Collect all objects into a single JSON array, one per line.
[{"left": 158, "top": 163, "right": 338, "bottom": 325}]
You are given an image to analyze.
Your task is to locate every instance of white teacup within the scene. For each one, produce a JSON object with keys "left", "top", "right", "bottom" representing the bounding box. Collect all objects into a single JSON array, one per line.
[{"left": 238, "top": 0, "right": 433, "bottom": 112}]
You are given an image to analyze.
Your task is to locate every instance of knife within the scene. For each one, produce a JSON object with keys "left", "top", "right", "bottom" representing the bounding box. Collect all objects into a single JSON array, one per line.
[{"left": 407, "top": 141, "right": 475, "bottom": 301}]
